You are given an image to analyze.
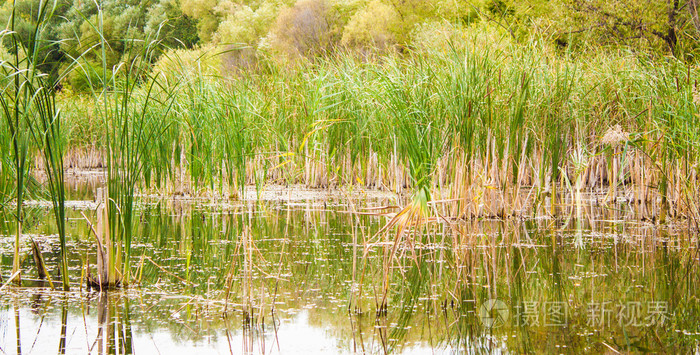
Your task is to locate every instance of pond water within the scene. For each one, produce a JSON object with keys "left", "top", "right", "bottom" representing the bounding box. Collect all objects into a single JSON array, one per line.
[{"left": 1, "top": 186, "right": 699, "bottom": 354}]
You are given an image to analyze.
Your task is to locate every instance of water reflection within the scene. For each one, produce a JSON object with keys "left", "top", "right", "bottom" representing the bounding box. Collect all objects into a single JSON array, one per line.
[
  {"left": 0, "top": 195, "right": 699, "bottom": 354},
  {"left": 14, "top": 304, "right": 21, "bottom": 355},
  {"left": 58, "top": 300, "right": 67, "bottom": 354},
  {"left": 89, "top": 293, "right": 133, "bottom": 355}
]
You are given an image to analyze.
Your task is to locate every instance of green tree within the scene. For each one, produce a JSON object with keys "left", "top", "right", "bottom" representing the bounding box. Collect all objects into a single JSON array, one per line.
[
  {"left": 146, "top": 0, "right": 200, "bottom": 49},
  {"left": 552, "top": 0, "right": 699, "bottom": 57},
  {"left": 0, "top": 0, "right": 71, "bottom": 82}
]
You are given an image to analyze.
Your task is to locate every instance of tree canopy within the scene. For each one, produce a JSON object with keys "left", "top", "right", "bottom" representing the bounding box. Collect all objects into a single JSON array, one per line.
[{"left": 2, "top": 0, "right": 698, "bottom": 89}]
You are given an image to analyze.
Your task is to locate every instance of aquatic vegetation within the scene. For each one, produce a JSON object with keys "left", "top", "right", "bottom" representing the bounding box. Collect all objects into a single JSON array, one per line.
[
  {"left": 0, "top": 0, "right": 69, "bottom": 289},
  {"left": 5, "top": 24, "right": 700, "bottom": 288},
  {"left": 3, "top": 200, "right": 698, "bottom": 353},
  {"left": 0, "top": 2, "right": 698, "bottom": 353},
  {"left": 70, "top": 5, "right": 180, "bottom": 289},
  {"left": 49, "top": 37, "right": 700, "bottom": 225}
]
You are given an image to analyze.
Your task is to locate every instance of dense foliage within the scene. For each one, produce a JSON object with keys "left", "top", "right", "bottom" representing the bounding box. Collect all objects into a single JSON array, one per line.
[{"left": 1, "top": 0, "right": 699, "bottom": 90}]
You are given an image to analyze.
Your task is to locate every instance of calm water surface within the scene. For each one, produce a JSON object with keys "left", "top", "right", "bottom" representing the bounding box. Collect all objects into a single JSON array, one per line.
[{"left": 1, "top": 188, "right": 699, "bottom": 354}]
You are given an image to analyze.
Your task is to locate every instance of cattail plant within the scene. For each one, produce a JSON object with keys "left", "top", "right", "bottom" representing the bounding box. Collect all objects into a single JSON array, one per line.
[
  {"left": 0, "top": 2, "right": 31, "bottom": 286},
  {"left": 0, "top": 0, "right": 69, "bottom": 288},
  {"left": 77, "top": 6, "right": 177, "bottom": 288}
]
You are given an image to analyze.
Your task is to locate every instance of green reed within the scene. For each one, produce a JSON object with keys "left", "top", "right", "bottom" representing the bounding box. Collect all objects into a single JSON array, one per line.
[
  {"left": 50, "top": 31, "right": 700, "bottom": 224},
  {"left": 0, "top": 0, "right": 71, "bottom": 288},
  {"left": 0, "top": 1, "right": 31, "bottom": 285},
  {"left": 76, "top": 6, "right": 177, "bottom": 287}
]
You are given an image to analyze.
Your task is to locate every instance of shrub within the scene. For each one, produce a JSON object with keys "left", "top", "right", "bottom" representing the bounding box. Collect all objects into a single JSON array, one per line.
[
  {"left": 341, "top": 0, "right": 399, "bottom": 50},
  {"left": 269, "top": 0, "right": 335, "bottom": 58}
]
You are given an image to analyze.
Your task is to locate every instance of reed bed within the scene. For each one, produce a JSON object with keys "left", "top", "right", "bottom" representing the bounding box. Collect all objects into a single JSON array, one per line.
[
  {"left": 48, "top": 36, "right": 700, "bottom": 224},
  {"left": 1, "top": 10, "right": 697, "bottom": 354},
  {"left": 2, "top": 6, "right": 699, "bottom": 298}
]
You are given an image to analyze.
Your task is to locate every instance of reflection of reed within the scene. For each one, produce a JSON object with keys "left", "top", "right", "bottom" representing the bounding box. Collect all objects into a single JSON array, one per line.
[
  {"left": 14, "top": 305, "right": 21, "bottom": 355},
  {"left": 90, "top": 293, "right": 133, "bottom": 355},
  {"left": 93, "top": 293, "right": 107, "bottom": 354},
  {"left": 223, "top": 310, "right": 278, "bottom": 355},
  {"left": 242, "top": 226, "right": 253, "bottom": 325},
  {"left": 29, "top": 281, "right": 48, "bottom": 314},
  {"left": 242, "top": 320, "right": 254, "bottom": 354},
  {"left": 58, "top": 299, "right": 67, "bottom": 354},
  {"left": 348, "top": 314, "right": 367, "bottom": 353},
  {"left": 374, "top": 313, "right": 389, "bottom": 355}
]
